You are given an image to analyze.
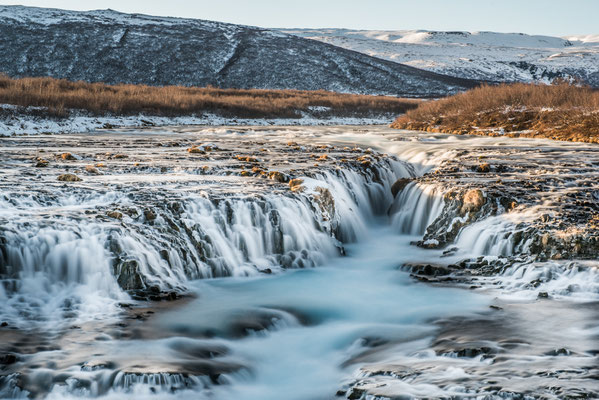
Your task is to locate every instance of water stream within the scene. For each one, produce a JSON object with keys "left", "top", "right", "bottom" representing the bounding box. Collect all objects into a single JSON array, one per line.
[{"left": 1, "top": 126, "right": 598, "bottom": 399}]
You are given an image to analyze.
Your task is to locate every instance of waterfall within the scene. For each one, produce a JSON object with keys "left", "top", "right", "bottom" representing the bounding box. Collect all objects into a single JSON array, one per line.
[
  {"left": 389, "top": 183, "right": 445, "bottom": 236},
  {"left": 0, "top": 158, "right": 405, "bottom": 328}
]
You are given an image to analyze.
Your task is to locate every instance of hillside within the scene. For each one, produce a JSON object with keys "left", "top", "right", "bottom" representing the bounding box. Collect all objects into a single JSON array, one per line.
[
  {"left": 0, "top": 6, "right": 478, "bottom": 98},
  {"left": 283, "top": 29, "right": 599, "bottom": 87}
]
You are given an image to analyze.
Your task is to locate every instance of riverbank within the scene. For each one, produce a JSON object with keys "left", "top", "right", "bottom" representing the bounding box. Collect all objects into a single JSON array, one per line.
[
  {"left": 391, "top": 83, "right": 599, "bottom": 143},
  {"left": 0, "top": 104, "right": 397, "bottom": 136},
  {"left": 0, "top": 75, "right": 420, "bottom": 136}
]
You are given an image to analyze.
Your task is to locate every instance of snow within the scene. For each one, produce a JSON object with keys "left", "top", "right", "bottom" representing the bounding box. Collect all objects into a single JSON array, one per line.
[
  {"left": 281, "top": 28, "right": 599, "bottom": 85},
  {"left": 0, "top": 105, "right": 394, "bottom": 136}
]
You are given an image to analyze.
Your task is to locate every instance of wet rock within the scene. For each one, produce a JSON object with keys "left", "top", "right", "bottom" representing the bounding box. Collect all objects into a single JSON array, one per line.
[
  {"left": 57, "top": 173, "right": 82, "bottom": 182},
  {"left": 546, "top": 347, "right": 571, "bottom": 356},
  {"left": 235, "top": 155, "right": 259, "bottom": 163},
  {"left": 461, "top": 189, "right": 485, "bottom": 214},
  {"left": 313, "top": 187, "right": 335, "bottom": 220},
  {"left": 144, "top": 209, "right": 157, "bottom": 222},
  {"left": 405, "top": 263, "right": 450, "bottom": 277},
  {"left": 391, "top": 177, "right": 412, "bottom": 197},
  {"left": 475, "top": 163, "right": 491, "bottom": 173},
  {"left": 187, "top": 146, "right": 205, "bottom": 154},
  {"left": 60, "top": 152, "right": 76, "bottom": 161},
  {"left": 347, "top": 388, "right": 366, "bottom": 400},
  {"left": 106, "top": 211, "right": 123, "bottom": 220},
  {"left": 114, "top": 260, "right": 145, "bottom": 291},
  {"left": 85, "top": 165, "right": 100, "bottom": 174},
  {"left": 268, "top": 171, "right": 288, "bottom": 183},
  {"left": 35, "top": 158, "right": 49, "bottom": 168},
  {"left": 0, "top": 354, "right": 17, "bottom": 365},
  {"left": 289, "top": 178, "right": 304, "bottom": 192}
]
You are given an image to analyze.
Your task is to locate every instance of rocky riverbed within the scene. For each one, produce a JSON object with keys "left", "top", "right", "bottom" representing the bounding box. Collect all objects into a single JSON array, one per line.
[{"left": 1, "top": 125, "right": 598, "bottom": 399}]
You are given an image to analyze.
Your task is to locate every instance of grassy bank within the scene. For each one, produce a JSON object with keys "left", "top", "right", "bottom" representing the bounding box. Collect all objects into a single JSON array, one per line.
[
  {"left": 391, "top": 83, "right": 599, "bottom": 143},
  {"left": 0, "top": 75, "right": 420, "bottom": 119}
]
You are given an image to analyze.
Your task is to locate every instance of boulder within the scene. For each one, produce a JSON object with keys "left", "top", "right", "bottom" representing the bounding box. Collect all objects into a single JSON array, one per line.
[
  {"left": 391, "top": 178, "right": 412, "bottom": 197},
  {"left": 35, "top": 159, "right": 49, "bottom": 168},
  {"left": 85, "top": 165, "right": 100, "bottom": 174},
  {"left": 268, "top": 171, "right": 288, "bottom": 183},
  {"left": 60, "top": 152, "right": 76, "bottom": 161},
  {"left": 461, "top": 189, "right": 485, "bottom": 214},
  {"left": 57, "top": 173, "right": 82, "bottom": 182},
  {"left": 289, "top": 178, "right": 304, "bottom": 192}
]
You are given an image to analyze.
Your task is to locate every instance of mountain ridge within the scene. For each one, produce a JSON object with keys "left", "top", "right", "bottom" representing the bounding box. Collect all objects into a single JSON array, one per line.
[
  {"left": 0, "top": 5, "right": 479, "bottom": 97},
  {"left": 282, "top": 28, "right": 599, "bottom": 87}
]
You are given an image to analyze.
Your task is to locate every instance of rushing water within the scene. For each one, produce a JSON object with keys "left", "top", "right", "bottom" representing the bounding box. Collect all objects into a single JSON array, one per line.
[{"left": 1, "top": 125, "right": 599, "bottom": 399}]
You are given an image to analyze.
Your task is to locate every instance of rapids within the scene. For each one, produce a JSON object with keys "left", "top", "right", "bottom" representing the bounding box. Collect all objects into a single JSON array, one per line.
[{"left": 1, "top": 125, "right": 598, "bottom": 399}]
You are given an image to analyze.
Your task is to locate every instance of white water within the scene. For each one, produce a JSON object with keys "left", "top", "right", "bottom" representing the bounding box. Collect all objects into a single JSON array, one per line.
[
  {"left": 40, "top": 226, "right": 488, "bottom": 400},
  {"left": 2, "top": 126, "right": 598, "bottom": 399}
]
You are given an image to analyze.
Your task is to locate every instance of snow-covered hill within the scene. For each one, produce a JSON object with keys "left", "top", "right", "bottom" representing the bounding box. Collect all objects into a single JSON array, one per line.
[
  {"left": 0, "top": 6, "right": 478, "bottom": 97},
  {"left": 282, "top": 29, "right": 599, "bottom": 87}
]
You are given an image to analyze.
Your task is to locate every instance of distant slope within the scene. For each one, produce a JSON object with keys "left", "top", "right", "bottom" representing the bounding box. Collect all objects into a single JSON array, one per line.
[
  {"left": 0, "top": 6, "right": 479, "bottom": 98},
  {"left": 282, "top": 29, "right": 599, "bottom": 87}
]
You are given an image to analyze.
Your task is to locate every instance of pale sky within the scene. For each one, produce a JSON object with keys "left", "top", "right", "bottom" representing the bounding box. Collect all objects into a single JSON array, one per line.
[{"left": 1, "top": 0, "right": 597, "bottom": 36}]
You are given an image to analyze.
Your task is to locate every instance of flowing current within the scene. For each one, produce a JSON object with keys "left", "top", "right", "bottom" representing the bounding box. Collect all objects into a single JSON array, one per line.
[{"left": 1, "top": 126, "right": 599, "bottom": 399}]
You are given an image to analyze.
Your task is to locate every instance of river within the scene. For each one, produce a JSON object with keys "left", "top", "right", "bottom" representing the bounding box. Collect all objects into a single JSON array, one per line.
[{"left": 1, "top": 125, "right": 598, "bottom": 399}]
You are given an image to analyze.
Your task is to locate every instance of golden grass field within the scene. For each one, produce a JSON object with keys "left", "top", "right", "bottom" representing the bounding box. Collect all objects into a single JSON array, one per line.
[
  {"left": 0, "top": 75, "right": 420, "bottom": 119},
  {"left": 391, "top": 83, "right": 599, "bottom": 143}
]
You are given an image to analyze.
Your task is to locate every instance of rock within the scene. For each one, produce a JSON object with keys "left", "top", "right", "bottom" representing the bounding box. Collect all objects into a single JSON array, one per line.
[
  {"left": 289, "top": 178, "right": 304, "bottom": 190},
  {"left": 268, "top": 171, "right": 288, "bottom": 183},
  {"left": 85, "top": 165, "right": 100, "bottom": 174},
  {"left": 187, "top": 146, "right": 205, "bottom": 154},
  {"left": 391, "top": 177, "right": 412, "bottom": 197},
  {"left": 60, "top": 152, "right": 76, "bottom": 161},
  {"left": 115, "top": 260, "right": 144, "bottom": 290},
  {"left": 461, "top": 189, "right": 485, "bottom": 214},
  {"left": 476, "top": 163, "right": 491, "bottom": 173},
  {"left": 35, "top": 159, "right": 49, "bottom": 168},
  {"left": 313, "top": 187, "right": 335, "bottom": 219},
  {"left": 111, "top": 154, "right": 128, "bottom": 159},
  {"left": 240, "top": 170, "right": 251, "bottom": 177},
  {"left": 57, "top": 173, "right": 82, "bottom": 182},
  {"left": 144, "top": 209, "right": 157, "bottom": 221},
  {"left": 538, "top": 291, "right": 549, "bottom": 299},
  {"left": 0, "top": 354, "right": 17, "bottom": 365},
  {"left": 106, "top": 211, "right": 123, "bottom": 219},
  {"left": 236, "top": 155, "right": 259, "bottom": 163},
  {"left": 140, "top": 119, "right": 155, "bottom": 126}
]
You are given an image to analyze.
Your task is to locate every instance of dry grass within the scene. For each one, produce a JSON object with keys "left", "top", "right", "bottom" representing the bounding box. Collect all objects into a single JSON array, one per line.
[
  {"left": 391, "top": 83, "right": 599, "bottom": 143},
  {"left": 0, "top": 75, "right": 420, "bottom": 119}
]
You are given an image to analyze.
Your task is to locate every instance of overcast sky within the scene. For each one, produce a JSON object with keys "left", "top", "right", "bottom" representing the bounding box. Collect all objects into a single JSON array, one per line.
[{"left": 1, "top": 0, "right": 597, "bottom": 36}]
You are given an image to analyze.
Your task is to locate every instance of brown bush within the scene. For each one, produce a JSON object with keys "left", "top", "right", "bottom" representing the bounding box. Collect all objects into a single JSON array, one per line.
[
  {"left": 0, "top": 74, "right": 420, "bottom": 119},
  {"left": 391, "top": 83, "right": 599, "bottom": 143}
]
